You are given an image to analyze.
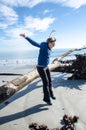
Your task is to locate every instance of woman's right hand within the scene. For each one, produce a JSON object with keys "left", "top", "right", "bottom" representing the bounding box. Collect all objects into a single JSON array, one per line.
[{"left": 20, "top": 33, "right": 26, "bottom": 38}]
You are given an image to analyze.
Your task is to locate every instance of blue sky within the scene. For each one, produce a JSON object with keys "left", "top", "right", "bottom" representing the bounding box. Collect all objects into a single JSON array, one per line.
[{"left": 0, "top": 0, "right": 86, "bottom": 52}]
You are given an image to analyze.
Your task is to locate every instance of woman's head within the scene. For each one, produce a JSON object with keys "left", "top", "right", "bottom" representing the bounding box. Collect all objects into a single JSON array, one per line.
[{"left": 46, "top": 37, "right": 56, "bottom": 49}]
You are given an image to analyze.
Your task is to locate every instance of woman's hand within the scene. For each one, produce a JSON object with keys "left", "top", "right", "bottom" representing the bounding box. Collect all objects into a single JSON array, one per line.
[{"left": 20, "top": 33, "right": 26, "bottom": 38}]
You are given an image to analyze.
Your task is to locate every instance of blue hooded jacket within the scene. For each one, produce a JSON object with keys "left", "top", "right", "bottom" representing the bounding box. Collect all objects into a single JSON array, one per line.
[{"left": 25, "top": 37, "right": 51, "bottom": 67}]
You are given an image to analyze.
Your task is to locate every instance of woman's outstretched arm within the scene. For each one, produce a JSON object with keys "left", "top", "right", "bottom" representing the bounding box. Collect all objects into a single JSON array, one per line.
[{"left": 20, "top": 33, "right": 40, "bottom": 48}]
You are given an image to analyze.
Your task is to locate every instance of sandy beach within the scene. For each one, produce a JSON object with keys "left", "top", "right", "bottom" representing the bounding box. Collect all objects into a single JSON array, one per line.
[
  {"left": 0, "top": 0, "right": 86, "bottom": 128},
  {"left": 0, "top": 71, "right": 86, "bottom": 130}
]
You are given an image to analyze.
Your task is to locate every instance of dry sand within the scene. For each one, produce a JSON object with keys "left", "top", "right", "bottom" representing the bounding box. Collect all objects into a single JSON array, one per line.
[{"left": 0, "top": 72, "right": 86, "bottom": 130}]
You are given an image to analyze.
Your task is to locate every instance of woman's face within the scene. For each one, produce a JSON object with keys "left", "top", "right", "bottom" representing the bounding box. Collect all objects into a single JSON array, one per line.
[{"left": 48, "top": 42, "right": 55, "bottom": 49}]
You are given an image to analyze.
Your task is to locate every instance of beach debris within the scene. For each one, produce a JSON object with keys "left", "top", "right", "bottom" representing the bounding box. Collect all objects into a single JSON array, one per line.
[
  {"left": 61, "top": 114, "right": 79, "bottom": 130},
  {"left": 29, "top": 123, "right": 50, "bottom": 130},
  {"left": 29, "top": 122, "right": 59, "bottom": 130},
  {"left": 2, "top": 80, "right": 6, "bottom": 83},
  {"left": 29, "top": 115, "right": 79, "bottom": 130},
  {"left": 39, "top": 124, "right": 49, "bottom": 130},
  {"left": 29, "top": 123, "right": 39, "bottom": 130}
]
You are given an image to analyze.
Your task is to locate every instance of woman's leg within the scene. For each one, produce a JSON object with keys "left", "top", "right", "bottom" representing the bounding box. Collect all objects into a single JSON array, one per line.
[
  {"left": 46, "top": 67, "right": 56, "bottom": 99},
  {"left": 37, "top": 66, "right": 51, "bottom": 102}
]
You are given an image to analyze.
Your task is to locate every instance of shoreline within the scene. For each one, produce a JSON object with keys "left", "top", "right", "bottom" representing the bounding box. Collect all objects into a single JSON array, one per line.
[
  {"left": 0, "top": 73, "right": 23, "bottom": 76},
  {"left": 0, "top": 64, "right": 36, "bottom": 86}
]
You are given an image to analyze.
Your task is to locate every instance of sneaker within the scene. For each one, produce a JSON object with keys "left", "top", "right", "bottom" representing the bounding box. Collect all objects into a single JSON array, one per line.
[
  {"left": 43, "top": 99, "right": 52, "bottom": 105},
  {"left": 50, "top": 95, "right": 56, "bottom": 100}
]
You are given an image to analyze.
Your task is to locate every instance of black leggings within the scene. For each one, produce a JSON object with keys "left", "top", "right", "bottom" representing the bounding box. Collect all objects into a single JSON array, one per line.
[{"left": 37, "top": 66, "right": 53, "bottom": 101}]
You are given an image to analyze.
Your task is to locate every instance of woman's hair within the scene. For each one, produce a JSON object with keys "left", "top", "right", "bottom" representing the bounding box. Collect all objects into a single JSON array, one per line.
[{"left": 46, "top": 37, "right": 56, "bottom": 43}]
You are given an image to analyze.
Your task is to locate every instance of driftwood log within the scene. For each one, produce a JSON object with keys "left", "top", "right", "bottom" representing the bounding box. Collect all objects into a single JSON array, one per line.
[
  {"left": 53, "top": 54, "right": 86, "bottom": 80},
  {"left": 0, "top": 47, "right": 86, "bottom": 103},
  {"left": 68, "top": 54, "right": 86, "bottom": 79}
]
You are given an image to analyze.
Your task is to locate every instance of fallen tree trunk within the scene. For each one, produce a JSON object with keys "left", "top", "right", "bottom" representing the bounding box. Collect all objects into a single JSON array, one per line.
[
  {"left": 0, "top": 69, "right": 39, "bottom": 103},
  {"left": 0, "top": 47, "right": 86, "bottom": 103}
]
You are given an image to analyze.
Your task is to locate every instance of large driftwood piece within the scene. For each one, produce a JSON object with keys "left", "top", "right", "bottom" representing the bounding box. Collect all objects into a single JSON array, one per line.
[
  {"left": 0, "top": 69, "right": 39, "bottom": 102},
  {"left": 0, "top": 47, "right": 86, "bottom": 103}
]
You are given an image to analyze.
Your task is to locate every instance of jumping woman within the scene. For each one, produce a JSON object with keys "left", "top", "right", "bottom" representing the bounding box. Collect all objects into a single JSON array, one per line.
[{"left": 20, "top": 33, "right": 56, "bottom": 105}]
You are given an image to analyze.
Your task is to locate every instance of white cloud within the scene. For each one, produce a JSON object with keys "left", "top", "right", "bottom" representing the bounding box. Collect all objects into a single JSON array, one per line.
[
  {"left": 0, "top": 23, "right": 8, "bottom": 29},
  {"left": 43, "top": 9, "right": 53, "bottom": 15},
  {"left": 43, "top": 0, "right": 86, "bottom": 9},
  {"left": 26, "top": 0, "right": 43, "bottom": 7},
  {"left": 24, "top": 16, "right": 55, "bottom": 31},
  {"left": 0, "top": 0, "right": 18, "bottom": 6},
  {"left": 4, "top": 27, "right": 34, "bottom": 39},
  {"left": 0, "top": 3, "right": 18, "bottom": 28},
  {"left": 59, "top": 0, "right": 86, "bottom": 9},
  {"left": 0, "top": 0, "right": 43, "bottom": 8},
  {"left": 43, "top": 10, "right": 50, "bottom": 14},
  {"left": 2, "top": 15, "right": 55, "bottom": 39},
  {"left": 1, "top": 0, "right": 86, "bottom": 8}
]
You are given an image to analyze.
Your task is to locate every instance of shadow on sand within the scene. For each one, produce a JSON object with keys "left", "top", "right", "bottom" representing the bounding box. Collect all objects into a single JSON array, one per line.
[{"left": 0, "top": 103, "right": 48, "bottom": 125}]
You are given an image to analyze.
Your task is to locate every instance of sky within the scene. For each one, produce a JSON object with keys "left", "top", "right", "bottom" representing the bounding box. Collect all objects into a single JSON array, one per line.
[{"left": 0, "top": 0, "right": 86, "bottom": 52}]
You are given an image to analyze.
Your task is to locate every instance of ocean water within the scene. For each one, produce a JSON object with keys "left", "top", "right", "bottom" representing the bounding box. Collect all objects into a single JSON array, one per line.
[{"left": 0, "top": 48, "right": 86, "bottom": 74}]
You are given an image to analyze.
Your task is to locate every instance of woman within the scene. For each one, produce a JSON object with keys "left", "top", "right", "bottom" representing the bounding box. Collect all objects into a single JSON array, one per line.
[{"left": 20, "top": 33, "right": 56, "bottom": 105}]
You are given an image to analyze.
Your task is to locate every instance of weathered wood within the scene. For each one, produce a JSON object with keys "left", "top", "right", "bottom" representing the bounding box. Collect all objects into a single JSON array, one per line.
[
  {"left": 68, "top": 54, "right": 86, "bottom": 79},
  {"left": 0, "top": 47, "right": 86, "bottom": 103},
  {"left": 52, "top": 64, "right": 72, "bottom": 73},
  {"left": 0, "top": 69, "right": 39, "bottom": 102},
  {"left": 52, "top": 46, "right": 86, "bottom": 64},
  {"left": 53, "top": 53, "right": 86, "bottom": 80}
]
